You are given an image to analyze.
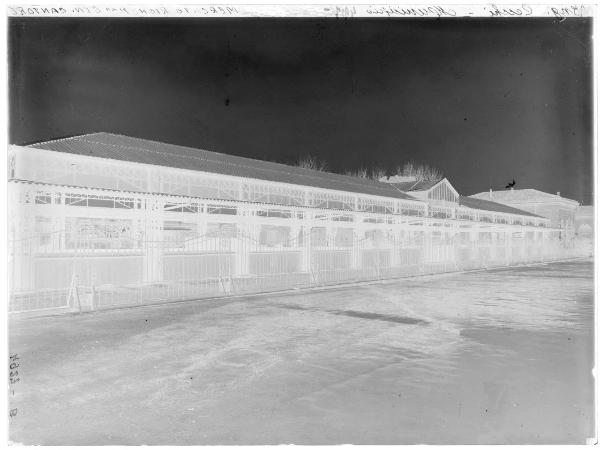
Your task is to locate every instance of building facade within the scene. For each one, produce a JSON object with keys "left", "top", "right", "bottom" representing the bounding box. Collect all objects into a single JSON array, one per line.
[
  {"left": 575, "top": 205, "right": 594, "bottom": 239},
  {"left": 8, "top": 133, "right": 577, "bottom": 313},
  {"left": 470, "top": 188, "right": 580, "bottom": 244}
]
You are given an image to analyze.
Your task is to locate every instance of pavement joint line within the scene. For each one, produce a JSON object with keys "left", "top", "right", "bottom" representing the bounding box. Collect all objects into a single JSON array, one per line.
[{"left": 9, "top": 256, "right": 590, "bottom": 321}]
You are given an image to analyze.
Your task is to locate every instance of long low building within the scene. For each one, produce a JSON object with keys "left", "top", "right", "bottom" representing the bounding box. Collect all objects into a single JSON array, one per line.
[{"left": 7, "top": 132, "right": 577, "bottom": 313}]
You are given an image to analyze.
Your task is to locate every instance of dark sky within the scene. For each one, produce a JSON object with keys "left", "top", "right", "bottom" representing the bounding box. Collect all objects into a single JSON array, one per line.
[{"left": 9, "top": 17, "right": 593, "bottom": 204}]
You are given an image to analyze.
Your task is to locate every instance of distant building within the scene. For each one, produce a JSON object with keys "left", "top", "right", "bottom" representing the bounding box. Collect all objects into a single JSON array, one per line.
[
  {"left": 575, "top": 205, "right": 594, "bottom": 239},
  {"left": 382, "top": 178, "right": 551, "bottom": 220},
  {"left": 470, "top": 189, "right": 579, "bottom": 243}
]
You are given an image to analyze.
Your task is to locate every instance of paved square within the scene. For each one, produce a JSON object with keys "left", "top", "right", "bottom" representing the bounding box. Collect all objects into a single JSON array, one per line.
[{"left": 9, "top": 259, "right": 594, "bottom": 444}]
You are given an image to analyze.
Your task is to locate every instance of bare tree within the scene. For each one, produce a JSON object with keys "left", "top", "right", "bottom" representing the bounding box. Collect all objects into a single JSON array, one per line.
[
  {"left": 370, "top": 167, "right": 387, "bottom": 181},
  {"left": 342, "top": 167, "right": 387, "bottom": 180},
  {"left": 343, "top": 168, "right": 369, "bottom": 178},
  {"left": 342, "top": 162, "right": 442, "bottom": 183},
  {"left": 394, "top": 161, "right": 443, "bottom": 182},
  {"left": 296, "top": 155, "right": 328, "bottom": 172}
]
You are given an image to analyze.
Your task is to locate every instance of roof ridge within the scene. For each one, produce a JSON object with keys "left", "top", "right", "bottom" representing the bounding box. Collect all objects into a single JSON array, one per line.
[
  {"left": 73, "top": 134, "right": 409, "bottom": 197},
  {"left": 29, "top": 132, "right": 98, "bottom": 147},
  {"left": 390, "top": 178, "right": 440, "bottom": 192},
  {"left": 89, "top": 132, "right": 364, "bottom": 182},
  {"left": 471, "top": 188, "right": 578, "bottom": 203},
  {"left": 409, "top": 180, "right": 420, "bottom": 190}
]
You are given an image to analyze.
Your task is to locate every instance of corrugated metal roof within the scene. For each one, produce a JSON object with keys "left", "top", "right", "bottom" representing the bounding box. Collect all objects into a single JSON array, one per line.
[
  {"left": 388, "top": 179, "right": 441, "bottom": 192},
  {"left": 459, "top": 196, "right": 542, "bottom": 218},
  {"left": 29, "top": 132, "right": 419, "bottom": 202}
]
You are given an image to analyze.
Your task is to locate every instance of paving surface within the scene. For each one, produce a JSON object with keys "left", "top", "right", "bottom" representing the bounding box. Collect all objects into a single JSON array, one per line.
[{"left": 9, "top": 259, "right": 595, "bottom": 444}]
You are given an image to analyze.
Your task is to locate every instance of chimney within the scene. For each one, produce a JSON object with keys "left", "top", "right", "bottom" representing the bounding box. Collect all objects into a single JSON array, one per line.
[
  {"left": 489, "top": 188, "right": 493, "bottom": 200},
  {"left": 557, "top": 192, "right": 561, "bottom": 197}
]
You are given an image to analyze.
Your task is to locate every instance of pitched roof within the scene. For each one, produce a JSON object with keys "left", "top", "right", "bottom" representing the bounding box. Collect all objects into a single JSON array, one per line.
[
  {"left": 28, "top": 133, "right": 418, "bottom": 201},
  {"left": 459, "top": 196, "right": 541, "bottom": 218},
  {"left": 470, "top": 189, "right": 579, "bottom": 205},
  {"left": 388, "top": 179, "right": 441, "bottom": 192}
]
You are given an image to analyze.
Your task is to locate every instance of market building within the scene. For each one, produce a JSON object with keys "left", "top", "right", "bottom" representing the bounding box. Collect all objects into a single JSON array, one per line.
[{"left": 8, "top": 133, "right": 577, "bottom": 313}]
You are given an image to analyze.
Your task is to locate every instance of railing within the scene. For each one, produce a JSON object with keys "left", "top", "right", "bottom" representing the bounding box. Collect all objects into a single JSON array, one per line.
[{"left": 8, "top": 228, "right": 584, "bottom": 314}]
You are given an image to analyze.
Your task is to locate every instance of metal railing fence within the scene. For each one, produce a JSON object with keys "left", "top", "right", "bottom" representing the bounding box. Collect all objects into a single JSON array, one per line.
[{"left": 8, "top": 226, "right": 584, "bottom": 313}]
